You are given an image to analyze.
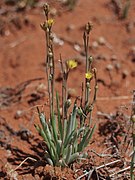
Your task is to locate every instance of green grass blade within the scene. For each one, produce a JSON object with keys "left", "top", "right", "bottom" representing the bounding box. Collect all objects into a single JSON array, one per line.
[
  {"left": 56, "top": 92, "right": 63, "bottom": 140},
  {"left": 83, "top": 124, "right": 96, "bottom": 149},
  {"left": 50, "top": 113, "right": 58, "bottom": 144},
  {"left": 65, "top": 145, "right": 72, "bottom": 165},
  {"left": 67, "top": 152, "right": 79, "bottom": 165},
  {"left": 64, "top": 130, "right": 76, "bottom": 147},
  {"left": 77, "top": 127, "right": 90, "bottom": 152}
]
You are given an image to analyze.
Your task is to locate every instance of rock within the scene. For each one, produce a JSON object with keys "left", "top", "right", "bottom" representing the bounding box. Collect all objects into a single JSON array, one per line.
[
  {"left": 95, "top": 54, "right": 108, "bottom": 61},
  {"left": 106, "top": 64, "right": 114, "bottom": 71},
  {"left": 114, "top": 62, "right": 121, "bottom": 71},
  {"left": 14, "top": 110, "right": 23, "bottom": 119},
  {"left": 50, "top": 8, "right": 57, "bottom": 16},
  {"left": 98, "top": 36, "right": 106, "bottom": 45},
  {"left": 53, "top": 33, "right": 64, "bottom": 46},
  {"left": 122, "top": 70, "right": 129, "bottom": 79},
  {"left": 74, "top": 44, "right": 81, "bottom": 52},
  {"left": 68, "top": 88, "right": 76, "bottom": 98},
  {"left": 110, "top": 55, "right": 117, "bottom": 61},
  {"left": 66, "top": 24, "right": 75, "bottom": 32},
  {"left": 92, "top": 41, "right": 99, "bottom": 49}
]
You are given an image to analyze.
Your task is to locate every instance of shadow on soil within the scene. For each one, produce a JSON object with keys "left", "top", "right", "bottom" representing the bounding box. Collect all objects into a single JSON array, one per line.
[{"left": 0, "top": 116, "right": 47, "bottom": 178}]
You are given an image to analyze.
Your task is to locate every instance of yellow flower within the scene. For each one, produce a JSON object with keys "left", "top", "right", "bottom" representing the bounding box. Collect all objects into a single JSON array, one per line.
[
  {"left": 85, "top": 72, "right": 93, "bottom": 80},
  {"left": 67, "top": 59, "right": 77, "bottom": 69},
  {"left": 47, "top": 19, "right": 54, "bottom": 27}
]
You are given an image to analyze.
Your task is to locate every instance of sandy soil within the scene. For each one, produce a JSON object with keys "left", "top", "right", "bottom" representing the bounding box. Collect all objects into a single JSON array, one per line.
[{"left": 0, "top": 0, "right": 135, "bottom": 179}]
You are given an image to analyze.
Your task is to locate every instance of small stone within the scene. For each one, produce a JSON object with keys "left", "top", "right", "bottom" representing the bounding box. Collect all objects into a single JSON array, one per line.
[
  {"left": 53, "top": 33, "right": 64, "bottom": 46},
  {"left": 66, "top": 24, "right": 75, "bottom": 32},
  {"left": 98, "top": 36, "right": 106, "bottom": 45},
  {"left": 122, "top": 70, "right": 129, "bottom": 79},
  {"left": 110, "top": 55, "right": 117, "bottom": 61},
  {"left": 14, "top": 110, "right": 23, "bottom": 119},
  {"left": 106, "top": 64, "right": 113, "bottom": 71},
  {"left": 126, "top": 22, "right": 134, "bottom": 33},
  {"left": 131, "top": 46, "right": 135, "bottom": 52},
  {"left": 114, "top": 62, "right": 121, "bottom": 71},
  {"left": 68, "top": 88, "right": 76, "bottom": 98},
  {"left": 95, "top": 54, "right": 108, "bottom": 61},
  {"left": 74, "top": 44, "right": 81, "bottom": 52},
  {"left": 5, "top": 30, "right": 10, "bottom": 36},
  {"left": 50, "top": 8, "right": 57, "bottom": 16},
  {"left": 128, "top": 46, "right": 135, "bottom": 63},
  {"left": 92, "top": 41, "right": 99, "bottom": 49},
  {"left": 18, "top": 129, "right": 32, "bottom": 141},
  {"left": 6, "top": 150, "right": 12, "bottom": 157}
]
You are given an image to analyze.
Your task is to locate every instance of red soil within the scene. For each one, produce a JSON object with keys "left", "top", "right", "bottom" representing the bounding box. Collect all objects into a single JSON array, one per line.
[{"left": 0, "top": 0, "right": 135, "bottom": 179}]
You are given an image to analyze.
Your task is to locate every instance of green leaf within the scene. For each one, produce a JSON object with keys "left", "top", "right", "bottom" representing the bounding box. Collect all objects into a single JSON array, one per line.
[
  {"left": 56, "top": 92, "right": 63, "bottom": 140},
  {"left": 37, "top": 110, "right": 58, "bottom": 161},
  {"left": 71, "top": 103, "right": 78, "bottom": 131},
  {"left": 82, "top": 124, "right": 96, "bottom": 149},
  {"left": 78, "top": 125, "right": 95, "bottom": 152},
  {"left": 64, "top": 114, "right": 72, "bottom": 143},
  {"left": 65, "top": 145, "right": 72, "bottom": 165},
  {"left": 50, "top": 113, "right": 58, "bottom": 144},
  {"left": 77, "top": 128, "right": 91, "bottom": 152},
  {"left": 64, "top": 130, "right": 76, "bottom": 147},
  {"left": 67, "top": 152, "right": 79, "bottom": 165}
]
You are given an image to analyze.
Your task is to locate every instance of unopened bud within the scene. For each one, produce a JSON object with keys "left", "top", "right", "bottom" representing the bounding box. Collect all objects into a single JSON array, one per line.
[
  {"left": 49, "top": 74, "right": 52, "bottom": 80},
  {"left": 86, "top": 82, "right": 90, "bottom": 88},
  {"left": 48, "top": 52, "right": 53, "bottom": 58},
  {"left": 86, "top": 22, "right": 93, "bottom": 34},
  {"left": 131, "top": 115, "right": 135, "bottom": 123},
  {"left": 43, "top": 3, "right": 49, "bottom": 16},
  {"left": 88, "top": 56, "right": 93, "bottom": 62},
  {"left": 65, "top": 99, "right": 71, "bottom": 108}
]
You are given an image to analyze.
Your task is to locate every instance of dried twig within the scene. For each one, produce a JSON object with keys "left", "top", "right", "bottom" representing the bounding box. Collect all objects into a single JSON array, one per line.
[
  {"left": 8, "top": 157, "right": 37, "bottom": 174},
  {"left": 76, "top": 159, "right": 121, "bottom": 180},
  {"left": 97, "top": 95, "right": 132, "bottom": 101},
  {"left": 110, "top": 165, "right": 135, "bottom": 178}
]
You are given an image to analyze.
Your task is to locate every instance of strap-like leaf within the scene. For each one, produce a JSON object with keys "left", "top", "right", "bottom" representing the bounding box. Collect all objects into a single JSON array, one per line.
[
  {"left": 67, "top": 152, "right": 79, "bottom": 165},
  {"left": 50, "top": 113, "right": 58, "bottom": 144},
  {"left": 56, "top": 92, "right": 63, "bottom": 140},
  {"left": 77, "top": 128, "right": 91, "bottom": 152},
  {"left": 82, "top": 125, "right": 96, "bottom": 149}
]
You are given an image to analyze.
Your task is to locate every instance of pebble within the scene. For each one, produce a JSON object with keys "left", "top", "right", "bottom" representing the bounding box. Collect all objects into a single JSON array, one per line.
[
  {"left": 95, "top": 54, "right": 108, "bottom": 61},
  {"left": 66, "top": 24, "right": 75, "bottom": 32},
  {"left": 14, "top": 110, "right": 23, "bottom": 119},
  {"left": 106, "top": 64, "right": 114, "bottom": 71},
  {"left": 92, "top": 41, "right": 99, "bottom": 49},
  {"left": 68, "top": 88, "right": 76, "bottom": 98},
  {"left": 129, "top": 46, "right": 135, "bottom": 63},
  {"left": 74, "top": 44, "right": 81, "bottom": 52},
  {"left": 110, "top": 55, "right": 117, "bottom": 61},
  {"left": 98, "top": 36, "right": 106, "bottom": 45},
  {"left": 114, "top": 62, "right": 121, "bottom": 71},
  {"left": 122, "top": 70, "right": 129, "bottom": 79},
  {"left": 50, "top": 8, "right": 57, "bottom": 16},
  {"left": 53, "top": 33, "right": 64, "bottom": 46}
]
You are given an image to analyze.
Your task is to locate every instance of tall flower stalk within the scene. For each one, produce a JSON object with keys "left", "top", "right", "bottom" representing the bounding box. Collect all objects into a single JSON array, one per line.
[{"left": 35, "top": 3, "right": 98, "bottom": 167}]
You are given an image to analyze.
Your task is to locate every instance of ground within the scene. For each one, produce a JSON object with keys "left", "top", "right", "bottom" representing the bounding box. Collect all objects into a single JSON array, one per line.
[{"left": 0, "top": 0, "right": 135, "bottom": 179}]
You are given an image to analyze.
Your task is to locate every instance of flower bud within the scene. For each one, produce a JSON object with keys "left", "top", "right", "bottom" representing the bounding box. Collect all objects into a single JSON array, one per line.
[
  {"left": 86, "top": 22, "right": 93, "bottom": 34},
  {"left": 131, "top": 115, "right": 135, "bottom": 123}
]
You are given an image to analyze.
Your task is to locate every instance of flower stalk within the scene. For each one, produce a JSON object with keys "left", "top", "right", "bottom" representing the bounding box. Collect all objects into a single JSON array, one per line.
[{"left": 35, "top": 3, "right": 97, "bottom": 167}]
